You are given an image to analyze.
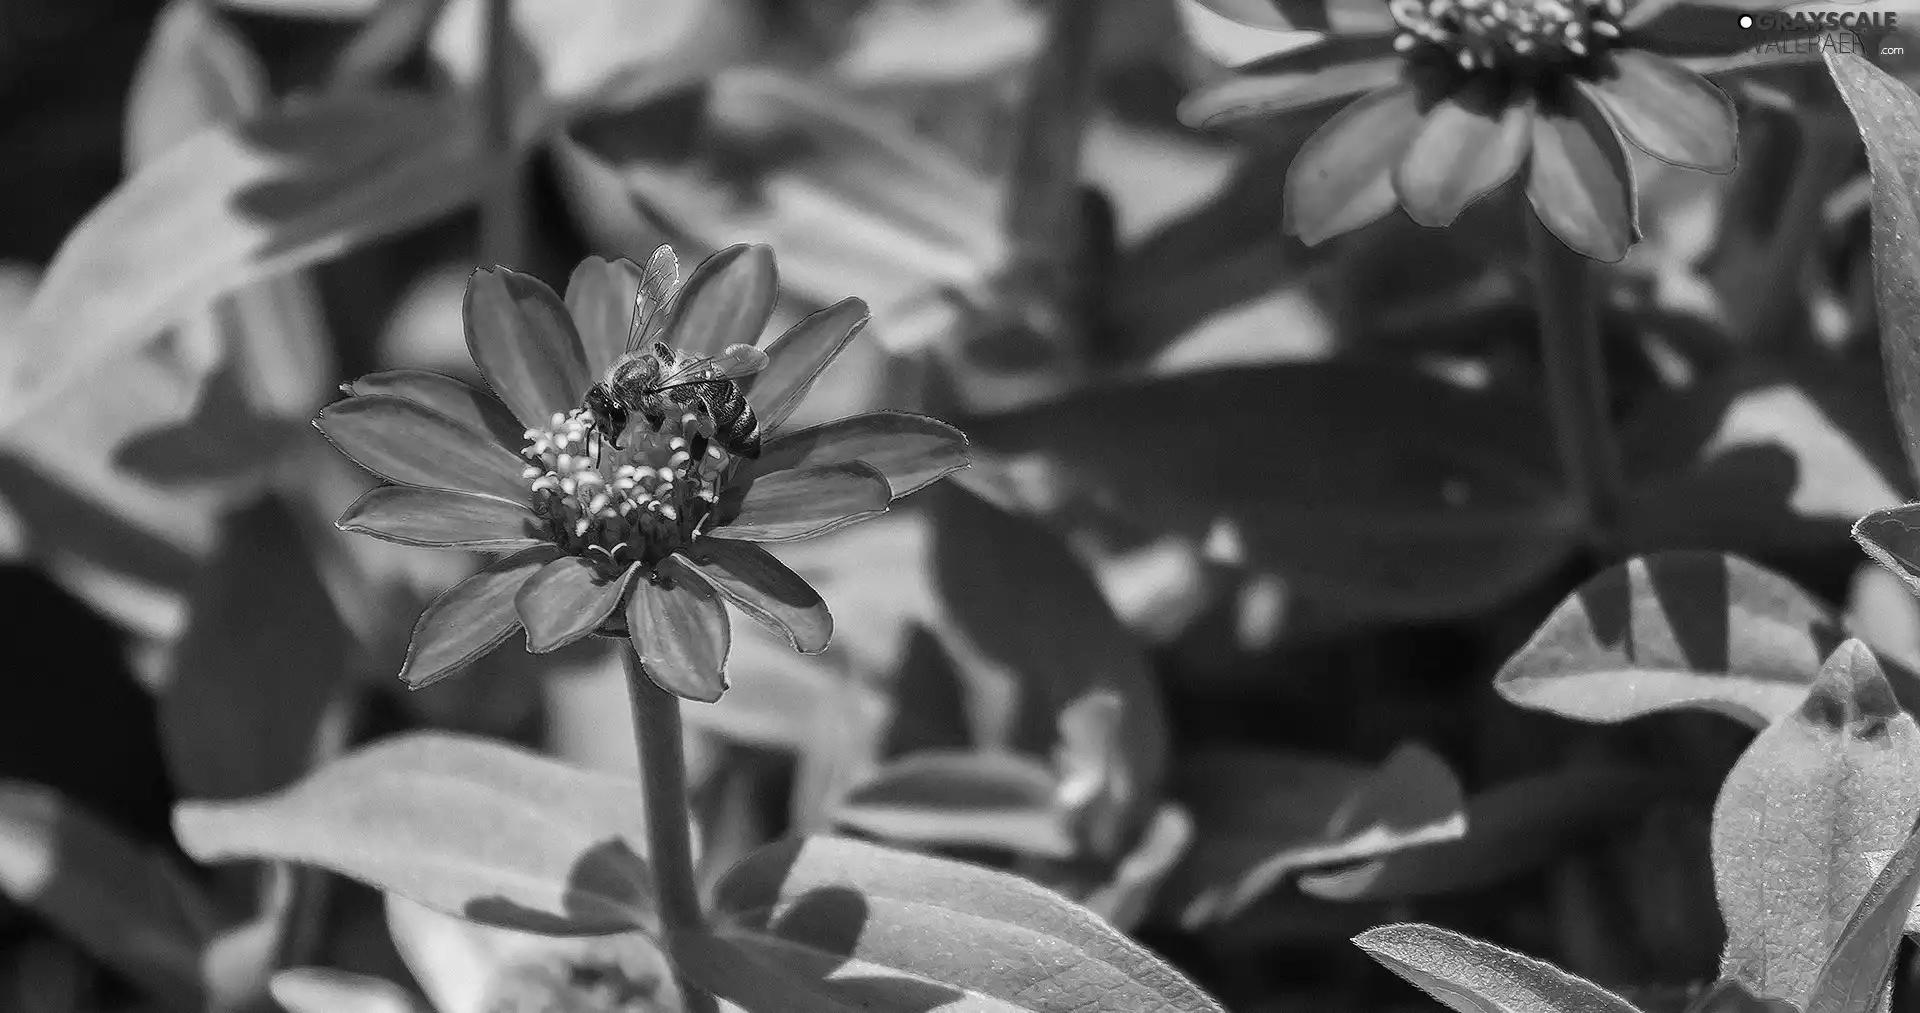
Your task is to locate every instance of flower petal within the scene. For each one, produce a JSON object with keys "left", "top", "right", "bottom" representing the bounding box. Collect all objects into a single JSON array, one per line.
[
  {"left": 315, "top": 394, "right": 530, "bottom": 501},
  {"left": 711, "top": 461, "right": 894, "bottom": 543},
  {"left": 627, "top": 557, "right": 731, "bottom": 703},
  {"left": 1526, "top": 87, "right": 1640, "bottom": 264},
  {"left": 678, "top": 541, "right": 831, "bottom": 654},
  {"left": 737, "top": 411, "right": 969, "bottom": 501},
  {"left": 345, "top": 369, "right": 525, "bottom": 450},
  {"left": 1285, "top": 83, "right": 1424, "bottom": 246},
  {"left": 564, "top": 255, "right": 645, "bottom": 380},
  {"left": 337, "top": 486, "right": 544, "bottom": 550},
  {"left": 515, "top": 556, "right": 640, "bottom": 654},
  {"left": 1580, "top": 51, "right": 1735, "bottom": 173},
  {"left": 746, "top": 298, "right": 872, "bottom": 435},
  {"left": 1178, "top": 37, "right": 1402, "bottom": 127},
  {"left": 664, "top": 244, "right": 779, "bottom": 358},
  {"left": 463, "top": 267, "right": 593, "bottom": 429},
  {"left": 1394, "top": 83, "right": 1532, "bottom": 227},
  {"left": 398, "top": 545, "right": 561, "bottom": 689}
]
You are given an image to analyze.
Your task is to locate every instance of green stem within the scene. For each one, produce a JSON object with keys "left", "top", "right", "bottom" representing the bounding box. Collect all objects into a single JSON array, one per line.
[
  {"left": 1525, "top": 208, "right": 1625, "bottom": 537},
  {"left": 622, "top": 651, "right": 719, "bottom": 1013},
  {"left": 1741, "top": 112, "right": 1853, "bottom": 351},
  {"left": 479, "top": 0, "right": 525, "bottom": 269}
]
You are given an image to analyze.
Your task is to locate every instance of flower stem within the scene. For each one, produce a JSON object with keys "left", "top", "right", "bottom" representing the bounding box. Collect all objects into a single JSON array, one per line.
[
  {"left": 621, "top": 651, "right": 719, "bottom": 1013},
  {"left": 1740, "top": 111, "right": 1854, "bottom": 351},
  {"left": 1525, "top": 208, "right": 1625, "bottom": 536},
  {"left": 478, "top": 0, "right": 525, "bottom": 269}
]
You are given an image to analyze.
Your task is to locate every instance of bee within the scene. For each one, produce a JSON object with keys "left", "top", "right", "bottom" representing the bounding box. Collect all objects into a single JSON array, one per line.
[{"left": 582, "top": 245, "right": 769, "bottom": 460}]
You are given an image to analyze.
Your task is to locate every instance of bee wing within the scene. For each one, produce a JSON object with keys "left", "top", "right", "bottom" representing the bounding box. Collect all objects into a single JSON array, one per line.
[
  {"left": 650, "top": 344, "right": 770, "bottom": 389},
  {"left": 625, "top": 245, "right": 679, "bottom": 353}
]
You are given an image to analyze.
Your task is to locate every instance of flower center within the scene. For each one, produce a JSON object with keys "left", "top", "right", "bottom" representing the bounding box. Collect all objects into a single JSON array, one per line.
[
  {"left": 1389, "top": 0, "right": 1624, "bottom": 70},
  {"left": 520, "top": 408, "right": 728, "bottom": 569}
]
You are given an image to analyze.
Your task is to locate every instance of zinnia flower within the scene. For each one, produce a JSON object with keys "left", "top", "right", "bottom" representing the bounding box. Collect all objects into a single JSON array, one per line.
[
  {"left": 1179, "top": 0, "right": 1790, "bottom": 261},
  {"left": 314, "top": 245, "right": 970, "bottom": 702}
]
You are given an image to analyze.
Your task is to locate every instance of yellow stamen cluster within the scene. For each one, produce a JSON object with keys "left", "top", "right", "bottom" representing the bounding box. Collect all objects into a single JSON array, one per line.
[
  {"left": 1389, "top": 0, "right": 1624, "bottom": 70},
  {"left": 521, "top": 408, "right": 727, "bottom": 567}
]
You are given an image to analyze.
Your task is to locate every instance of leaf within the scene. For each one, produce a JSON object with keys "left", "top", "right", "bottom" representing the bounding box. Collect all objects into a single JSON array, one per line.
[
  {"left": 962, "top": 362, "right": 1582, "bottom": 619},
  {"left": 0, "top": 781, "right": 216, "bottom": 1010},
  {"left": 270, "top": 968, "right": 426, "bottom": 1013},
  {"left": 691, "top": 835, "right": 1228, "bottom": 1012},
  {"left": 932, "top": 485, "right": 1172, "bottom": 847},
  {"left": 1493, "top": 552, "right": 1920, "bottom": 729},
  {"left": 1353, "top": 923, "right": 1642, "bottom": 1013},
  {"left": 835, "top": 0, "right": 1042, "bottom": 84},
  {"left": 833, "top": 751, "right": 1075, "bottom": 860},
  {"left": 1711, "top": 639, "right": 1920, "bottom": 1005},
  {"left": 1830, "top": 51, "right": 1920, "bottom": 486},
  {"left": 161, "top": 497, "right": 353, "bottom": 800},
  {"left": 0, "top": 91, "right": 484, "bottom": 434},
  {"left": 1856, "top": 504, "right": 1920, "bottom": 599},
  {"left": 1082, "top": 805, "right": 1196, "bottom": 934},
  {"left": 173, "top": 731, "right": 660, "bottom": 935},
  {"left": 1170, "top": 744, "right": 1468, "bottom": 926},
  {"left": 1805, "top": 812, "right": 1920, "bottom": 1013}
]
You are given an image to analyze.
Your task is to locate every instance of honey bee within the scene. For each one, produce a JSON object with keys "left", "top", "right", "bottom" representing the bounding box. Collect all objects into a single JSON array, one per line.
[{"left": 582, "top": 245, "right": 769, "bottom": 460}]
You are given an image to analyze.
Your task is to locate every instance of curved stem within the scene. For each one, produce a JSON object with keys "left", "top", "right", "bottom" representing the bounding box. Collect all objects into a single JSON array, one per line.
[
  {"left": 1526, "top": 208, "right": 1625, "bottom": 537},
  {"left": 622, "top": 651, "right": 719, "bottom": 1013}
]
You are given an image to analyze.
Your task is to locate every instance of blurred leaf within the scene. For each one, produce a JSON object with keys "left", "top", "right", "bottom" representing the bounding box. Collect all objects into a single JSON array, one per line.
[
  {"left": 329, "top": 0, "right": 456, "bottom": 94},
  {"left": 1001, "top": 0, "right": 1102, "bottom": 307},
  {"left": 1829, "top": 51, "right": 1920, "bottom": 486},
  {"left": 1689, "top": 979, "right": 1801, "bottom": 1013},
  {"left": 1170, "top": 743, "right": 1467, "bottom": 927},
  {"left": 0, "top": 92, "right": 484, "bottom": 434},
  {"left": 271, "top": 968, "right": 426, "bottom": 1013},
  {"left": 0, "top": 938, "right": 93, "bottom": 1013},
  {"left": 932, "top": 484, "right": 1171, "bottom": 843},
  {"left": 384, "top": 893, "right": 672, "bottom": 1013},
  {"left": 1493, "top": 552, "right": 1920, "bottom": 730},
  {"left": 1299, "top": 765, "right": 1665, "bottom": 902},
  {"left": 964, "top": 362, "right": 1581, "bottom": 619},
  {"left": 1081, "top": 804, "right": 1195, "bottom": 934},
  {"left": 126, "top": 0, "right": 267, "bottom": 166},
  {"left": 0, "top": 781, "right": 216, "bottom": 1010},
  {"left": 835, "top": 0, "right": 1043, "bottom": 85},
  {"left": 215, "top": 0, "right": 379, "bottom": 13},
  {"left": 1354, "top": 923, "right": 1641, "bottom": 1013},
  {"left": 834, "top": 750, "right": 1074, "bottom": 859},
  {"left": 880, "top": 625, "right": 977, "bottom": 759},
  {"left": 684, "top": 835, "right": 1227, "bottom": 1012},
  {"left": 1804, "top": 812, "right": 1920, "bottom": 1013},
  {"left": 1711, "top": 640, "right": 1920, "bottom": 1006},
  {"left": 174, "top": 732, "right": 660, "bottom": 935},
  {"left": 160, "top": 497, "right": 351, "bottom": 799}
]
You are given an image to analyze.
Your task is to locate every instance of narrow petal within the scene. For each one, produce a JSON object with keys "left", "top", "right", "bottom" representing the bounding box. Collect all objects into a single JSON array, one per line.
[
  {"left": 564, "top": 255, "right": 645, "bottom": 379},
  {"left": 338, "top": 486, "right": 544, "bottom": 550},
  {"left": 1284, "top": 83, "right": 1424, "bottom": 246},
  {"left": 315, "top": 395, "right": 529, "bottom": 501},
  {"left": 463, "top": 267, "right": 593, "bottom": 429},
  {"left": 515, "top": 556, "right": 640, "bottom": 654},
  {"left": 397, "top": 545, "right": 561, "bottom": 689},
  {"left": 664, "top": 244, "right": 779, "bottom": 358},
  {"left": 1394, "top": 83, "right": 1532, "bottom": 227},
  {"left": 627, "top": 557, "right": 731, "bottom": 703},
  {"left": 678, "top": 541, "right": 832, "bottom": 654},
  {"left": 1526, "top": 88, "right": 1640, "bottom": 264},
  {"left": 1580, "top": 51, "right": 1735, "bottom": 172},
  {"left": 1179, "top": 38, "right": 1402, "bottom": 127},
  {"left": 345, "top": 369, "right": 525, "bottom": 450},
  {"left": 745, "top": 298, "right": 872, "bottom": 435},
  {"left": 710, "top": 461, "right": 893, "bottom": 543},
  {"left": 737, "top": 411, "right": 969, "bottom": 501}
]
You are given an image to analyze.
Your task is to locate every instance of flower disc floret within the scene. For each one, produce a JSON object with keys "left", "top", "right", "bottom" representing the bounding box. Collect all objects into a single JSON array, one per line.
[
  {"left": 521, "top": 408, "right": 726, "bottom": 568},
  {"left": 1390, "top": 0, "right": 1625, "bottom": 70}
]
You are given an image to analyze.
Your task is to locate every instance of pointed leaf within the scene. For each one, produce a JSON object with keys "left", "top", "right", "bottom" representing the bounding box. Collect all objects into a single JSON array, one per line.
[
  {"left": 1495, "top": 552, "right": 1920, "bottom": 728},
  {"left": 747, "top": 298, "right": 871, "bottom": 434},
  {"left": 399, "top": 545, "right": 561, "bottom": 688},
  {"left": 515, "top": 557, "right": 640, "bottom": 653},
  {"left": 711, "top": 461, "right": 892, "bottom": 543},
  {"left": 1805, "top": 812, "right": 1920, "bottom": 1013},
  {"left": 834, "top": 750, "right": 1075, "bottom": 859},
  {"left": 174, "top": 731, "right": 660, "bottom": 935},
  {"left": 1857, "top": 504, "right": 1920, "bottom": 598},
  {"left": 1082, "top": 804, "right": 1196, "bottom": 933},
  {"left": 463, "top": 268, "right": 592, "bottom": 430},
  {"left": 741, "top": 411, "right": 970, "bottom": 501},
  {"left": 678, "top": 540, "right": 831, "bottom": 654},
  {"left": 1828, "top": 52, "right": 1920, "bottom": 485},
  {"left": 1354, "top": 923, "right": 1641, "bottom": 1013},
  {"left": 627, "top": 557, "right": 732, "bottom": 702},
  {"left": 1711, "top": 640, "right": 1920, "bottom": 1005},
  {"left": 127, "top": 0, "right": 268, "bottom": 167},
  {"left": 881, "top": 626, "right": 978, "bottom": 759},
  {"left": 693, "top": 835, "right": 1228, "bottom": 1012},
  {"left": 316, "top": 394, "right": 531, "bottom": 501}
]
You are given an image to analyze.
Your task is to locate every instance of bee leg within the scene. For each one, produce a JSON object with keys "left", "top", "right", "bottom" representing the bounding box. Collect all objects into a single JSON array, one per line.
[{"left": 688, "top": 432, "right": 711, "bottom": 463}]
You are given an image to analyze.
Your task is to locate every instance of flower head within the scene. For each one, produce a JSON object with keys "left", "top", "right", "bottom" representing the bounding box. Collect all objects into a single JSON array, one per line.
[
  {"left": 1178, "top": 0, "right": 1792, "bottom": 260},
  {"left": 315, "top": 245, "right": 970, "bottom": 702}
]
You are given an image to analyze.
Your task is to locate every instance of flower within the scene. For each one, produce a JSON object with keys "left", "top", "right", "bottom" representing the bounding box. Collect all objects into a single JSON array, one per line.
[
  {"left": 1177, "top": 0, "right": 1795, "bottom": 261},
  {"left": 314, "top": 245, "right": 971, "bottom": 702}
]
